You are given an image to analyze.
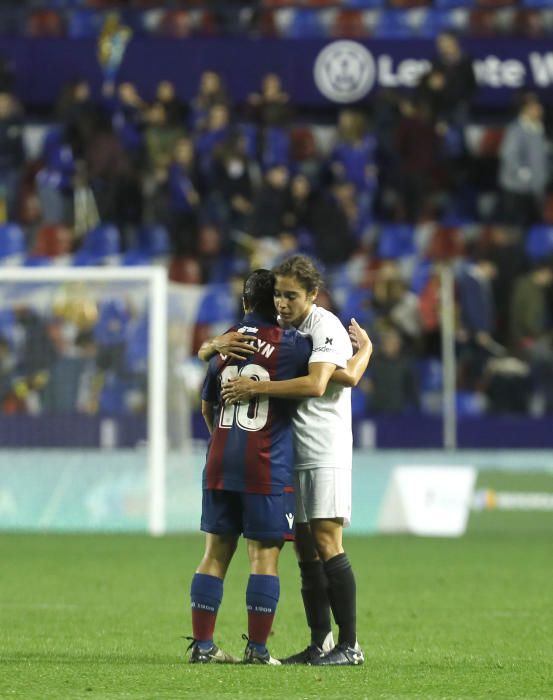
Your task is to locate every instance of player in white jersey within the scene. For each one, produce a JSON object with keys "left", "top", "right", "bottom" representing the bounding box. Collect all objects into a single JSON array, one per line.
[{"left": 220, "top": 255, "right": 372, "bottom": 666}]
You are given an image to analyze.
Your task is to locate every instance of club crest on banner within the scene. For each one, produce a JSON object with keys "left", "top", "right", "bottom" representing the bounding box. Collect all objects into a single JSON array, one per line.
[{"left": 314, "top": 41, "right": 375, "bottom": 103}]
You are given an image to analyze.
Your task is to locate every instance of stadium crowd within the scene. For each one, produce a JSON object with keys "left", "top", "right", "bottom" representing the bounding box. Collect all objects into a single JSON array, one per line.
[
  {"left": 0, "top": 5, "right": 553, "bottom": 423},
  {"left": 3, "top": 0, "right": 553, "bottom": 40}
]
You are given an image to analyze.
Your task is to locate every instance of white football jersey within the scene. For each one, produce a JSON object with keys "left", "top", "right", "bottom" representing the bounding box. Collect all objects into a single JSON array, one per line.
[{"left": 293, "top": 304, "right": 353, "bottom": 470}]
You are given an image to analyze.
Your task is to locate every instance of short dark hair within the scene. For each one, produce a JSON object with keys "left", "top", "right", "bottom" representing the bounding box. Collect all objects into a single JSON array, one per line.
[
  {"left": 243, "top": 269, "right": 276, "bottom": 322},
  {"left": 273, "top": 255, "right": 322, "bottom": 294}
]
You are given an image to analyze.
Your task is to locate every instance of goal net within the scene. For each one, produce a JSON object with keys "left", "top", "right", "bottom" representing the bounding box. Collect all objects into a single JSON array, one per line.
[{"left": 0, "top": 266, "right": 206, "bottom": 534}]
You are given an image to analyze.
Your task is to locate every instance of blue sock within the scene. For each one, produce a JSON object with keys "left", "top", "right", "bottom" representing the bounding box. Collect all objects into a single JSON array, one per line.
[
  {"left": 191, "top": 573, "right": 224, "bottom": 649},
  {"left": 246, "top": 574, "right": 280, "bottom": 653}
]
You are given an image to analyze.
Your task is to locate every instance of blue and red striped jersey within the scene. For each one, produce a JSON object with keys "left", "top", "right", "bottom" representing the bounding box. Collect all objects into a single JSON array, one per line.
[{"left": 201, "top": 311, "right": 312, "bottom": 495}]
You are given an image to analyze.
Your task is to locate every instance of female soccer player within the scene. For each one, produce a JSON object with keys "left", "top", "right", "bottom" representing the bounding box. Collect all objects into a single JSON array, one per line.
[{"left": 221, "top": 255, "right": 372, "bottom": 666}]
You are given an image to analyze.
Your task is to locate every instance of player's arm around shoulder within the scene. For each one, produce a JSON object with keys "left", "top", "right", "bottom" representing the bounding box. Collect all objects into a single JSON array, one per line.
[
  {"left": 220, "top": 331, "right": 333, "bottom": 402},
  {"left": 197, "top": 331, "right": 258, "bottom": 362},
  {"left": 332, "top": 318, "right": 373, "bottom": 388},
  {"left": 222, "top": 360, "right": 336, "bottom": 402}
]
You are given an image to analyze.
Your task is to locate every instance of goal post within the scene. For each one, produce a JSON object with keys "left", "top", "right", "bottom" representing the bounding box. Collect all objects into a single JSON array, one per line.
[{"left": 0, "top": 266, "right": 169, "bottom": 535}]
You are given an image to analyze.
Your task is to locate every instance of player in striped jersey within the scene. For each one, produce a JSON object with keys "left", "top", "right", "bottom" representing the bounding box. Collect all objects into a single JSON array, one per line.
[
  {"left": 221, "top": 255, "right": 372, "bottom": 666},
  {"left": 188, "top": 269, "right": 312, "bottom": 665}
]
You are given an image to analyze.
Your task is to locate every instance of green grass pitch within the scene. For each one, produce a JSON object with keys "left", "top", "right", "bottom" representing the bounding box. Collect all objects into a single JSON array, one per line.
[{"left": 1, "top": 515, "right": 552, "bottom": 699}]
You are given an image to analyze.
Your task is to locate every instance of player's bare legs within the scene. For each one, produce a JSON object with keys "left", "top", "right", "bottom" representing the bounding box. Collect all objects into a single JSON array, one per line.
[
  {"left": 188, "top": 533, "right": 241, "bottom": 663},
  {"left": 197, "top": 533, "right": 239, "bottom": 578},
  {"left": 243, "top": 540, "right": 283, "bottom": 665}
]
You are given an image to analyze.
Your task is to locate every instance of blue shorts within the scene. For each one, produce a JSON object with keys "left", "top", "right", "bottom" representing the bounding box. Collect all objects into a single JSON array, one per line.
[{"left": 201, "top": 489, "right": 296, "bottom": 542}]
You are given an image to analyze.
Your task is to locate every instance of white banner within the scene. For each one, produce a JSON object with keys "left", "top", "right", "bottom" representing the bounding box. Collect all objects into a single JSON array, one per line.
[{"left": 378, "top": 466, "right": 476, "bottom": 537}]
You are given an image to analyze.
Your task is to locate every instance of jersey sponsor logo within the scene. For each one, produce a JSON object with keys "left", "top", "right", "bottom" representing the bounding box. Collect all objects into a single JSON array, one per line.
[
  {"left": 285, "top": 512, "right": 294, "bottom": 529},
  {"left": 237, "top": 325, "right": 259, "bottom": 334},
  {"left": 313, "top": 345, "right": 336, "bottom": 353}
]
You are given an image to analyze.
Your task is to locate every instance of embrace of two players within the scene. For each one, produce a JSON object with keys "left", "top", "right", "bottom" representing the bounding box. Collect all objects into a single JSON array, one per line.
[{"left": 186, "top": 255, "right": 373, "bottom": 666}]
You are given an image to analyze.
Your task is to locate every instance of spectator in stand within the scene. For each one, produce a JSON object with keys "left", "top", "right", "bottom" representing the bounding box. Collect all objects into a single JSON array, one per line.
[
  {"left": 209, "top": 130, "right": 255, "bottom": 234},
  {"left": 56, "top": 79, "right": 97, "bottom": 155},
  {"left": 195, "top": 102, "right": 231, "bottom": 183},
  {"left": 191, "top": 71, "right": 229, "bottom": 131},
  {"left": 0, "top": 92, "right": 24, "bottom": 220},
  {"left": 144, "top": 101, "right": 185, "bottom": 182},
  {"left": 283, "top": 173, "right": 316, "bottom": 235},
  {"left": 498, "top": 94, "right": 550, "bottom": 229},
  {"left": 85, "top": 112, "right": 142, "bottom": 243},
  {"left": 166, "top": 137, "right": 200, "bottom": 256},
  {"left": 371, "top": 261, "right": 422, "bottom": 353},
  {"left": 366, "top": 326, "right": 419, "bottom": 415},
  {"left": 104, "top": 81, "right": 146, "bottom": 168},
  {"left": 249, "top": 165, "right": 290, "bottom": 239},
  {"left": 155, "top": 80, "right": 189, "bottom": 128},
  {"left": 308, "top": 181, "right": 357, "bottom": 266},
  {"left": 0, "top": 50, "right": 15, "bottom": 93},
  {"left": 509, "top": 259, "right": 553, "bottom": 413},
  {"left": 430, "top": 32, "right": 476, "bottom": 127},
  {"left": 457, "top": 252, "right": 503, "bottom": 391},
  {"left": 247, "top": 72, "right": 292, "bottom": 128},
  {"left": 36, "top": 124, "right": 77, "bottom": 225},
  {"left": 395, "top": 98, "right": 443, "bottom": 222},
  {"left": 418, "top": 263, "right": 442, "bottom": 357},
  {"left": 416, "top": 68, "right": 449, "bottom": 126},
  {"left": 484, "top": 226, "right": 528, "bottom": 347},
  {"left": 0, "top": 336, "right": 16, "bottom": 410},
  {"left": 329, "top": 110, "right": 378, "bottom": 196}
]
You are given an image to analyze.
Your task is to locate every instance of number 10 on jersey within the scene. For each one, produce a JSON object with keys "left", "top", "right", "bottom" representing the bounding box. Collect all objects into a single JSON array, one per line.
[{"left": 219, "top": 364, "right": 270, "bottom": 432}]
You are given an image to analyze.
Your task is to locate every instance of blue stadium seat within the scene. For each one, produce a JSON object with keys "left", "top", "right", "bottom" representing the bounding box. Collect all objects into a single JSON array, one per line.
[
  {"left": 418, "top": 358, "right": 443, "bottom": 392},
  {"left": 434, "top": 0, "right": 474, "bottom": 7},
  {"left": 126, "top": 315, "right": 149, "bottom": 374},
  {"left": 24, "top": 255, "right": 53, "bottom": 267},
  {"left": 73, "top": 224, "right": 121, "bottom": 265},
  {"left": 351, "top": 386, "right": 367, "bottom": 420},
  {"left": 343, "top": 0, "right": 385, "bottom": 7},
  {"left": 284, "top": 8, "right": 326, "bottom": 38},
  {"left": 262, "top": 127, "right": 290, "bottom": 169},
  {"left": 377, "top": 224, "right": 416, "bottom": 259},
  {"left": 410, "top": 259, "right": 433, "bottom": 294},
  {"left": 66, "top": 8, "right": 104, "bottom": 38},
  {"left": 99, "top": 374, "right": 127, "bottom": 416},
  {"left": 197, "top": 283, "right": 238, "bottom": 326},
  {"left": 373, "top": 8, "right": 444, "bottom": 37},
  {"left": 0, "top": 308, "right": 16, "bottom": 346},
  {"left": 94, "top": 299, "right": 130, "bottom": 346},
  {"left": 456, "top": 391, "right": 485, "bottom": 417},
  {"left": 338, "top": 287, "right": 374, "bottom": 327},
  {"left": 137, "top": 224, "right": 170, "bottom": 257},
  {"left": 525, "top": 224, "right": 553, "bottom": 260},
  {"left": 238, "top": 123, "right": 259, "bottom": 161},
  {"left": 372, "top": 10, "right": 414, "bottom": 37},
  {"left": 0, "top": 224, "right": 26, "bottom": 260},
  {"left": 203, "top": 255, "right": 240, "bottom": 284},
  {"left": 434, "top": 7, "right": 471, "bottom": 32},
  {"left": 41, "top": 127, "right": 63, "bottom": 161},
  {"left": 121, "top": 251, "right": 152, "bottom": 266}
]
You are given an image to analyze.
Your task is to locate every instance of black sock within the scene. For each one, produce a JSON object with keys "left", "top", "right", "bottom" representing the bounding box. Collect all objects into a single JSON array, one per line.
[
  {"left": 323, "top": 553, "right": 357, "bottom": 647},
  {"left": 299, "top": 560, "right": 332, "bottom": 648}
]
